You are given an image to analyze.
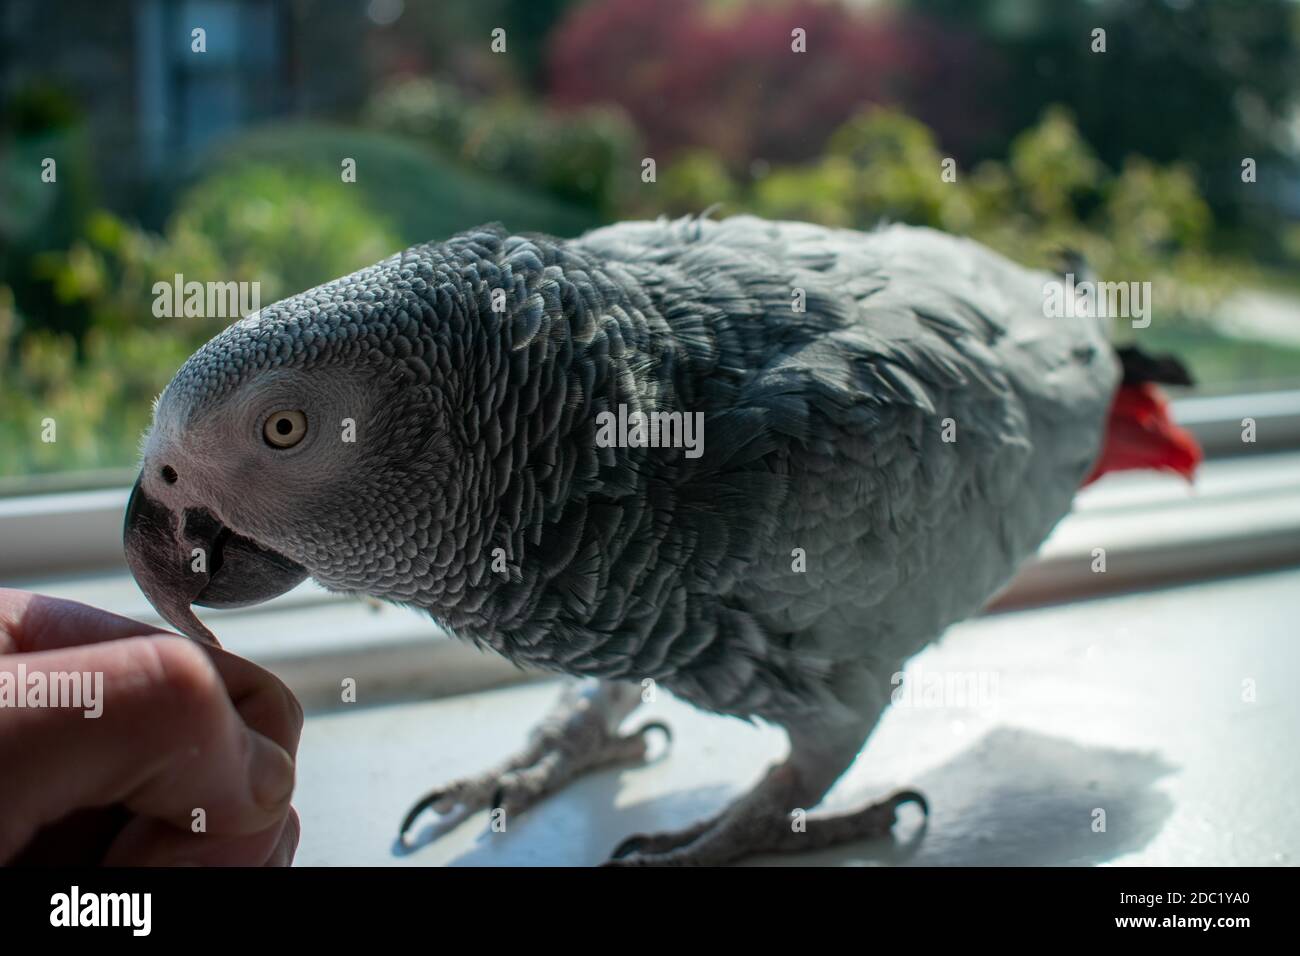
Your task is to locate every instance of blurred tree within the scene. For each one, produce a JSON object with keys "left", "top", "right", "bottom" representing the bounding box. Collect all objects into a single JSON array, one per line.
[
  {"left": 366, "top": 0, "right": 583, "bottom": 94},
  {"left": 198, "top": 123, "right": 601, "bottom": 240},
  {"left": 493, "top": 0, "right": 583, "bottom": 86},
  {"left": 0, "top": 163, "right": 404, "bottom": 478},
  {"left": 547, "top": 0, "right": 1000, "bottom": 171},
  {"left": 0, "top": 84, "right": 98, "bottom": 341},
  {"left": 657, "top": 105, "right": 1223, "bottom": 319},
  {"left": 906, "top": 0, "right": 1300, "bottom": 260},
  {"left": 40, "top": 166, "right": 403, "bottom": 336},
  {"left": 365, "top": 79, "right": 636, "bottom": 215}
]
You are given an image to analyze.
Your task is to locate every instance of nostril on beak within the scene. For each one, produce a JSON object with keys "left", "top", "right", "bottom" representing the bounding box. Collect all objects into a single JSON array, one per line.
[{"left": 160, "top": 465, "right": 178, "bottom": 485}]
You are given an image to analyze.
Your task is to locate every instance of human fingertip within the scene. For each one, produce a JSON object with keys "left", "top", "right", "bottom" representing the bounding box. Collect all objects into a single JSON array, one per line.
[{"left": 247, "top": 730, "right": 295, "bottom": 813}]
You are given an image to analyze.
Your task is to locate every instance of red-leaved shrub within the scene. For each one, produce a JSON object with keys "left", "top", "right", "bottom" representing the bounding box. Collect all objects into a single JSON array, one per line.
[{"left": 547, "top": 0, "right": 1000, "bottom": 169}]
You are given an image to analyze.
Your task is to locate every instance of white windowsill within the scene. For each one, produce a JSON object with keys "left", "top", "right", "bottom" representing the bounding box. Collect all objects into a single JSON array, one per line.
[{"left": 293, "top": 566, "right": 1300, "bottom": 866}]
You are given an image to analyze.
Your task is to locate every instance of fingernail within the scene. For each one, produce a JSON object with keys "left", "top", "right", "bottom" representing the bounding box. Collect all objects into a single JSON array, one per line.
[{"left": 248, "top": 731, "right": 295, "bottom": 812}]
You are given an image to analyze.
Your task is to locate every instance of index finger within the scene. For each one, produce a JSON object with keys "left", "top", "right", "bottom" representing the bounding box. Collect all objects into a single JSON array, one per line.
[
  {"left": 0, "top": 589, "right": 302, "bottom": 756},
  {"left": 0, "top": 589, "right": 165, "bottom": 654},
  {"left": 203, "top": 643, "right": 304, "bottom": 760}
]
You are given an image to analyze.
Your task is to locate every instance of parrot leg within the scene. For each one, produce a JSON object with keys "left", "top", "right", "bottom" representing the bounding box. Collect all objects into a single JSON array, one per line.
[
  {"left": 603, "top": 725, "right": 926, "bottom": 866},
  {"left": 398, "top": 678, "right": 665, "bottom": 846}
]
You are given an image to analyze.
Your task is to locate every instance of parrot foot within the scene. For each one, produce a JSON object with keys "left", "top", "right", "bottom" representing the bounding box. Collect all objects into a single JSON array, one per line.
[
  {"left": 398, "top": 679, "right": 666, "bottom": 849},
  {"left": 603, "top": 762, "right": 926, "bottom": 866}
]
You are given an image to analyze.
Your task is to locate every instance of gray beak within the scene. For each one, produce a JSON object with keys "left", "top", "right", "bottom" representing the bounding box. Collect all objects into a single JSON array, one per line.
[{"left": 123, "top": 474, "right": 308, "bottom": 645}]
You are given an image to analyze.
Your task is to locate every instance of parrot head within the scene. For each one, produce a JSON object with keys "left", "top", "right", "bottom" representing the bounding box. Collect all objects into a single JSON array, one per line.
[{"left": 124, "top": 249, "right": 464, "bottom": 643}]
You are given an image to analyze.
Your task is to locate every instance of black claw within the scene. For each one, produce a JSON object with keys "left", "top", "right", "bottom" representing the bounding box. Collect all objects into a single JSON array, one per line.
[
  {"left": 889, "top": 789, "right": 929, "bottom": 818},
  {"left": 609, "top": 834, "right": 646, "bottom": 860},
  {"left": 399, "top": 789, "right": 446, "bottom": 839},
  {"left": 632, "top": 720, "right": 673, "bottom": 747},
  {"left": 490, "top": 785, "right": 506, "bottom": 813}
]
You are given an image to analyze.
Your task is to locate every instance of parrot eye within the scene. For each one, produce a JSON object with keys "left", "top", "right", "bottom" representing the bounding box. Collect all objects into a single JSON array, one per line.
[{"left": 264, "top": 410, "right": 308, "bottom": 449}]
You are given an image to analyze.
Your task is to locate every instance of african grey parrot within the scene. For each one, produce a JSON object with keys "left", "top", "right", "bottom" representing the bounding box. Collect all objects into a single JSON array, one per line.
[{"left": 123, "top": 214, "right": 1199, "bottom": 865}]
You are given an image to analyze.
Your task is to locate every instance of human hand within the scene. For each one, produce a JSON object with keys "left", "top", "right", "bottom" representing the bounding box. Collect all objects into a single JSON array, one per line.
[{"left": 0, "top": 588, "right": 302, "bottom": 865}]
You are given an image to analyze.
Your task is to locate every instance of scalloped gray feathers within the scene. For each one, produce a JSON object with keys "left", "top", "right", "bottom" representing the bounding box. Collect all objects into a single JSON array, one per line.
[{"left": 163, "top": 215, "right": 1117, "bottom": 732}]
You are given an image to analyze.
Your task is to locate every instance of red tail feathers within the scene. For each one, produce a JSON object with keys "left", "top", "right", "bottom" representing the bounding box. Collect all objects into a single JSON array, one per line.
[{"left": 1084, "top": 382, "right": 1202, "bottom": 486}]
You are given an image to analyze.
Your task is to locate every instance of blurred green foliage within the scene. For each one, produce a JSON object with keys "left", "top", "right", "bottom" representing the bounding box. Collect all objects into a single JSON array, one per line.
[
  {"left": 1, "top": 165, "right": 402, "bottom": 478},
  {"left": 365, "top": 79, "right": 636, "bottom": 215},
  {"left": 653, "top": 106, "right": 1231, "bottom": 328},
  {"left": 46, "top": 167, "right": 403, "bottom": 335},
  {"left": 906, "top": 0, "right": 1300, "bottom": 264},
  {"left": 0, "top": 112, "right": 612, "bottom": 480},
  {"left": 204, "top": 123, "right": 603, "bottom": 240},
  {"left": 0, "top": 101, "right": 1285, "bottom": 481}
]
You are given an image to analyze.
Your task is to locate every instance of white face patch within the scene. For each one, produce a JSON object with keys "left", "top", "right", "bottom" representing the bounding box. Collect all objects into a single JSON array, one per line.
[{"left": 147, "top": 383, "right": 200, "bottom": 454}]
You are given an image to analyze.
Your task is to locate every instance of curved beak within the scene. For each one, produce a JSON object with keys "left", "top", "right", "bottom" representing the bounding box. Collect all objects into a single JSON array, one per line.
[{"left": 123, "top": 474, "right": 308, "bottom": 645}]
